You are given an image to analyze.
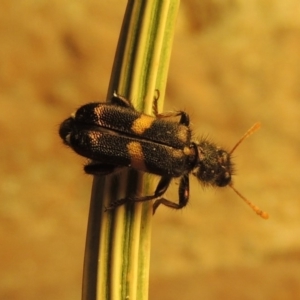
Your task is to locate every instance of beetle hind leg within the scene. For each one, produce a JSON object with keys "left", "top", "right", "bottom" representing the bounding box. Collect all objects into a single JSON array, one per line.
[
  {"left": 84, "top": 162, "right": 120, "bottom": 176},
  {"left": 105, "top": 176, "right": 172, "bottom": 211}
]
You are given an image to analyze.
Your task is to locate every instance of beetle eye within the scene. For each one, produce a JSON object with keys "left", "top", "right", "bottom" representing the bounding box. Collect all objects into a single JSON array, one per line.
[{"left": 215, "top": 172, "right": 231, "bottom": 187}]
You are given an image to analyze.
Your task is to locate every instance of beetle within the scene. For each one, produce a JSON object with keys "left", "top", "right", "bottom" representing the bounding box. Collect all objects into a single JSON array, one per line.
[{"left": 59, "top": 92, "right": 268, "bottom": 219}]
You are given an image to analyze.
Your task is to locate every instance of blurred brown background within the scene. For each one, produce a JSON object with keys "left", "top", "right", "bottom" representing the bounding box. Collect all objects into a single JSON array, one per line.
[{"left": 1, "top": 0, "right": 300, "bottom": 299}]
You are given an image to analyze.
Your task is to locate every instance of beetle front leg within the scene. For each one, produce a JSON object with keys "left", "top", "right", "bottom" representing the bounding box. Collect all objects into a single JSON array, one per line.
[{"left": 153, "top": 174, "right": 189, "bottom": 213}]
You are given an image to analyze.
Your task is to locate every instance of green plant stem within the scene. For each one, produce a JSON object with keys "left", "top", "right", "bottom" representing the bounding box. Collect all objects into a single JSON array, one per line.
[{"left": 82, "top": 1, "right": 180, "bottom": 299}]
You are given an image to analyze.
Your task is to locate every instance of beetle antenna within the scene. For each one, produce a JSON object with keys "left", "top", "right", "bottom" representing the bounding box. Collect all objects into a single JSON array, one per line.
[
  {"left": 229, "top": 184, "right": 269, "bottom": 219},
  {"left": 228, "top": 122, "right": 268, "bottom": 219},
  {"left": 230, "top": 122, "right": 261, "bottom": 155}
]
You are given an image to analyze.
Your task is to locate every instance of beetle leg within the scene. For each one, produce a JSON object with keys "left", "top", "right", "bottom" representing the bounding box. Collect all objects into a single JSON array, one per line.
[
  {"left": 152, "top": 88, "right": 190, "bottom": 125},
  {"left": 105, "top": 176, "right": 172, "bottom": 211},
  {"left": 153, "top": 174, "right": 189, "bottom": 213},
  {"left": 111, "top": 91, "right": 134, "bottom": 109},
  {"left": 152, "top": 96, "right": 190, "bottom": 127},
  {"left": 105, "top": 175, "right": 190, "bottom": 214},
  {"left": 152, "top": 89, "right": 160, "bottom": 116},
  {"left": 84, "top": 163, "right": 120, "bottom": 176}
]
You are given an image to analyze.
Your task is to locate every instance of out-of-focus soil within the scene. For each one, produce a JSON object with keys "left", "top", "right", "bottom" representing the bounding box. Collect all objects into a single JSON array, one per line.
[{"left": 1, "top": 1, "right": 300, "bottom": 299}]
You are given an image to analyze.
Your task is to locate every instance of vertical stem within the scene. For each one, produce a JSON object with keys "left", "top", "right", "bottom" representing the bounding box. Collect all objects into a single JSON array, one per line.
[{"left": 82, "top": 1, "right": 180, "bottom": 299}]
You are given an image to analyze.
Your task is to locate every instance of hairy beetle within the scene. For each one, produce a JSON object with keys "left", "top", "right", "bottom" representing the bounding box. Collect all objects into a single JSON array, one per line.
[{"left": 59, "top": 92, "right": 268, "bottom": 219}]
